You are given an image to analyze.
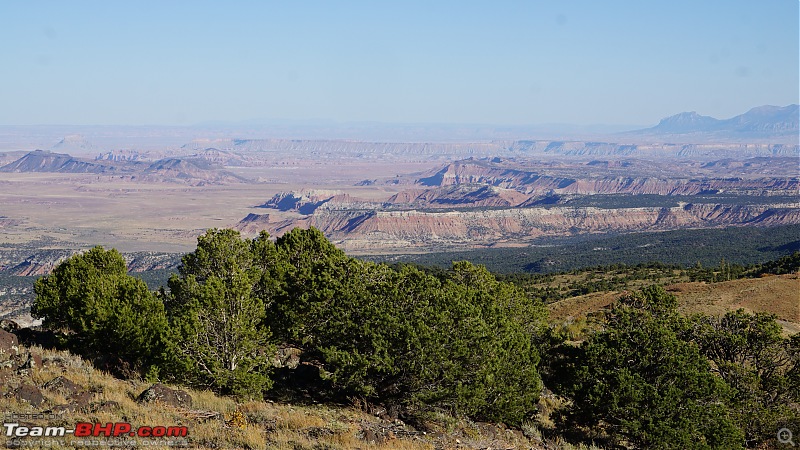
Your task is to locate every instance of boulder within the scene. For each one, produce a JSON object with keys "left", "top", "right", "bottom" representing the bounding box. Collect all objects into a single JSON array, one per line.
[
  {"left": 13, "top": 384, "right": 45, "bottom": 407},
  {"left": 16, "top": 352, "right": 43, "bottom": 375},
  {"left": 43, "top": 376, "right": 83, "bottom": 397},
  {"left": 137, "top": 383, "right": 192, "bottom": 408},
  {"left": 272, "top": 346, "right": 302, "bottom": 369},
  {"left": 0, "top": 319, "right": 20, "bottom": 332}
]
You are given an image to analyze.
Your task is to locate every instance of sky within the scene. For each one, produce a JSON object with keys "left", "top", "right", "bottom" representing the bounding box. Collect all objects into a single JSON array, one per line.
[{"left": 1, "top": 1, "right": 798, "bottom": 127}]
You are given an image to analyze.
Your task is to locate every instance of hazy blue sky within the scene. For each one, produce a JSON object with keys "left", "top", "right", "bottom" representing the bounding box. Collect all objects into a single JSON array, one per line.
[{"left": 1, "top": 1, "right": 797, "bottom": 126}]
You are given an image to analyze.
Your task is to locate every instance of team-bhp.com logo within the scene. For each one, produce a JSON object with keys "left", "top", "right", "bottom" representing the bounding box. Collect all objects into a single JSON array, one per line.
[{"left": 4, "top": 422, "right": 188, "bottom": 438}]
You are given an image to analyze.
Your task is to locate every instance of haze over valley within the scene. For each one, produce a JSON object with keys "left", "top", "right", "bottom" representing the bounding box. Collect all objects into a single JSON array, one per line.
[{"left": 0, "top": 105, "right": 796, "bottom": 260}]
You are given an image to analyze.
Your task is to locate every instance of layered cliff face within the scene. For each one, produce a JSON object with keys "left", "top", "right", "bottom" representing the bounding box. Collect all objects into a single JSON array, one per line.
[
  {"left": 386, "top": 185, "right": 530, "bottom": 208},
  {"left": 506, "top": 141, "right": 799, "bottom": 157},
  {"left": 243, "top": 152, "right": 798, "bottom": 250},
  {"left": 417, "top": 161, "right": 573, "bottom": 191},
  {"left": 257, "top": 191, "right": 374, "bottom": 215},
  {"left": 237, "top": 203, "right": 800, "bottom": 250},
  {"left": 415, "top": 160, "right": 798, "bottom": 197},
  {"left": 560, "top": 177, "right": 797, "bottom": 196}
]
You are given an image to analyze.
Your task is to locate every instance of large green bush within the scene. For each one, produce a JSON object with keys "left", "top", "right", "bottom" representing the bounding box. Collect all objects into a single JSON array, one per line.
[
  {"left": 558, "top": 286, "right": 744, "bottom": 449},
  {"left": 264, "top": 227, "right": 548, "bottom": 424},
  {"left": 32, "top": 247, "right": 169, "bottom": 377},
  {"left": 687, "top": 310, "right": 800, "bottom": 447}
]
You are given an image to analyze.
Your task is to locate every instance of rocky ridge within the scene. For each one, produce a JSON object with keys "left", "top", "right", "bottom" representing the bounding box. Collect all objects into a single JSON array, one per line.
[
  {"left": 415, "top": 159, "right": 798, "bottom": 196},
  {"left": 0, "top": 150, "right": 114, "bottom": 174},
  {"left": 0, "top": 150, "right": 248, "bottom": 185}
]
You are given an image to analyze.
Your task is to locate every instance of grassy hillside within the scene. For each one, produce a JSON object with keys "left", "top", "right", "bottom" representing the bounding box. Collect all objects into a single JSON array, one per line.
[
  {"left": 1, "top": 343, "right": 597, "bottom": 450},
  {"left": 546, "top": 273, "right": 800, "bottom": 333}
]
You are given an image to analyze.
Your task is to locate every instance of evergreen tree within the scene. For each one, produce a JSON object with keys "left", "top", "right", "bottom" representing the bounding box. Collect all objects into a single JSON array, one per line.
[
  {"left": 688, "top": 310, "right": 800, "bottom": 447},
  {"left": 32, "top": 247, "right": 169, "bottom": 377},
  {"left": 558, "top": 286, "right": 744, "bottom": 449},
  {"left": 265, "top": 231, "right": 549, "bottom": 425},
  {"left": 167, "top": 229, "right": 274, "bottom": 397}
]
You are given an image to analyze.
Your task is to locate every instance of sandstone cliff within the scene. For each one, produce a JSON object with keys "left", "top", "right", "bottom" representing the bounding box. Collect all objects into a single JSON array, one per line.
[{"left": 236, "top": 203, "right": 800, "bottom": 250}]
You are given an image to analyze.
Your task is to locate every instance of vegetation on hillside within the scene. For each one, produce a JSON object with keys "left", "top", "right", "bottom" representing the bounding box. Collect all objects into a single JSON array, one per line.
[
  {"left": 27, "top": 227, "right": 800, "bottom": 449},
  {"left": 379, "top": 224, "right": 800, "bottom": 273},
  {"left": 32, "top": 228, "right": 548, "bottom": 427}
]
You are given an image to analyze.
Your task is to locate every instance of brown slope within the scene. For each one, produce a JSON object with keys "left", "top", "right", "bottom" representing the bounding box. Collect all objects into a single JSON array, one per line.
[
  {"left": 667, "top": 274, "right": 800, "bottom": 326},
  {"left": 143, "top": 157, "right": 249, "bottom": 185}
]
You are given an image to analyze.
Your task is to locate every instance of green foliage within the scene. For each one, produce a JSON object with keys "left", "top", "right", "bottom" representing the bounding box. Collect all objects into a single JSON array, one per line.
[
  {"left": 263, "top": 228, "right": 547, "bottom": 425},
  {"left": 167, "top": 229, "right": 274, "bottom": 398},
  {"left": 687, "top": 310, "right": 800, "bottom": 447},
  {"left": 750, "top": 250, "right": 800, "bottom": 276},
  {"left": 789, "top": 334, "right": 800, "bottom": 396},
  {"left": 32, "top": 246, "right": 127, "bottom": 332},
  {"left": 265, "top": 226, "right": 353, "bottom": 344},
  {"left": 23, "top": 230, "right": 800, "bottom": 442},
  {"left": 31, "top": 247, "right": 169, "bottom": 376},
  {"left": 557, "top": 286, "right": 744, "bottom": 449},
  {"left": 377, "top": 224, "right": 800, "bottom": 274}
]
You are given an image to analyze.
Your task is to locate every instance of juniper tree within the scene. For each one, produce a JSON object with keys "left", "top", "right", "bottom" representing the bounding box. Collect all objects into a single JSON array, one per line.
[
  {"left": 558, "top": 286, "right": 744, "bottom": 449},
  {"left": 32, "top": 246, "right": 169, "bottom": 378},
  {"left": 167, "top": 229, "right": 274, "bottom": 398}
]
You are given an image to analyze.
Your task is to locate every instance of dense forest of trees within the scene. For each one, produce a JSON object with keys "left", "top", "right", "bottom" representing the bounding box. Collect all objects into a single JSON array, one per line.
[
  {"left": 386, "top": 224, "right": 800, "bottom": 273},
  {"left": 31, "top": 227, "right": 800, "bottom": 449}
]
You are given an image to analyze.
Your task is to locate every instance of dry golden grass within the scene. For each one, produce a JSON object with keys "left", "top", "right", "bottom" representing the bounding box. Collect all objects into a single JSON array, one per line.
[
  {"left": 3, "top": 345, "right": 543, "bottom": 449},
  {"left": 667, "top": 273, "right": 800, "bottom": 322},
  {"left": 547, "top": 273, "right": 800, "bottom": 334},
  {"left": 548, "top": 291, "right": 618, "bottom": 322}
]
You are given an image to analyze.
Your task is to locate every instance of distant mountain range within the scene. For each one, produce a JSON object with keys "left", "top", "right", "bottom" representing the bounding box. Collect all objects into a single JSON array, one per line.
[{"left": 632, "top": 105, "right": 798, "bottom": 141}]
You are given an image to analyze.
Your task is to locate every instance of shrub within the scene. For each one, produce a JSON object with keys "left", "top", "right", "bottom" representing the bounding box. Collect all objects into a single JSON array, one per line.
[
  {"left": 688, "top": 310, "right": 800, "bottom": 447},
  {"left": 557, "top": 286, "right": 744, "bottom": 449},
  {"left": 265, "top": 229, "right": 548, "bottom": 425},
  {"left": 32, "top": 246, "right": 169, "bottom": 377}
]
